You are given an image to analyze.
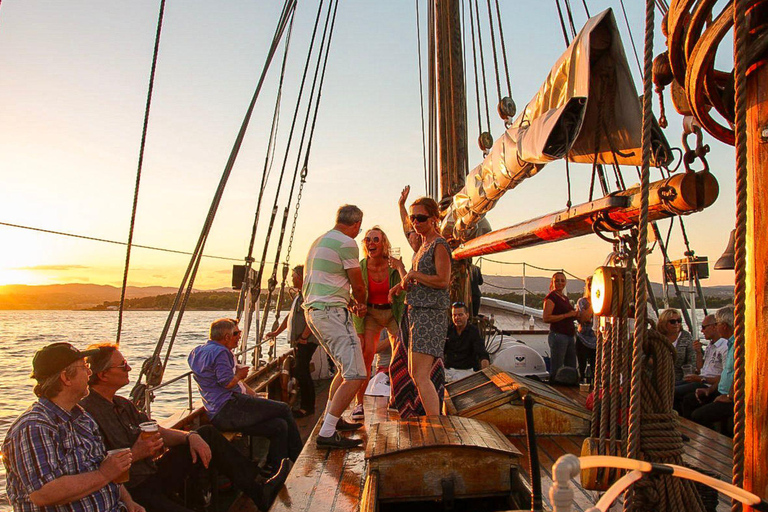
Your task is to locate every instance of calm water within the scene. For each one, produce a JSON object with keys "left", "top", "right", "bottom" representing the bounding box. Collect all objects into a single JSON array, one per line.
[{"left": 0, "top": 310, "right": 289, "bottom": 509}]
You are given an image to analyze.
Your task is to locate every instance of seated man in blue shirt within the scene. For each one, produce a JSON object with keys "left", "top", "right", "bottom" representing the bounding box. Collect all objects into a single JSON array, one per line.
[
  {"left": 444, "top": 302, "right": 490, "bottom": 382},
  {"left": 2, "top": 342, "right": 143, "bottom": 512},
  {"left": 680, "top": 306, "right": 736, "bottom": 435},
  {"left": 188, "top": 318, "right": 303, "bottom": 470}
]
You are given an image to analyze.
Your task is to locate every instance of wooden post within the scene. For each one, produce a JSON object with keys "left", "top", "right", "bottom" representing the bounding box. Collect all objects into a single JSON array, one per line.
[
  {"left": 744, "top": 59, "right": 768, "bottom": 507},
  {"left": 434, "top": 0, "right": 467, "bottom": 201}
]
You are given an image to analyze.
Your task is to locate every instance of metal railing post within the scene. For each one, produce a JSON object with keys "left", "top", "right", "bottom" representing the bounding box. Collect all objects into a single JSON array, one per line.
[
  {"left": 187, "top": 374, "right": 193, "bottom": 411},
  {"left": 522, "top": 263, "right": 527, "bottom": 316}
]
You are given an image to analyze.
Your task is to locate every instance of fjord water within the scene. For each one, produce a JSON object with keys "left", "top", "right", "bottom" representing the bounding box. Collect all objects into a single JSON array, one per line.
[{"left": 0, "top": 310, "right": 289, "bottom": 508}]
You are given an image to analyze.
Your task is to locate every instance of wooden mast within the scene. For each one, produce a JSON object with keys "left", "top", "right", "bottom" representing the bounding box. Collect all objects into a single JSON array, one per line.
[
  {"left": 433, "top": 0, "right": 471, "bottom": 305},
  {"left": 433, "top": 0, "right": 468, "bottom": 201},
  {"left": 743, "top": 59, "right": 768, "bottom": 508}
]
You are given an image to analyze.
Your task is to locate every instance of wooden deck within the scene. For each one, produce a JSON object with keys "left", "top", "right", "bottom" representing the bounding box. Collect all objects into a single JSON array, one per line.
[{"left": 269, "top": 382, "right": 735, "bottom": 512}]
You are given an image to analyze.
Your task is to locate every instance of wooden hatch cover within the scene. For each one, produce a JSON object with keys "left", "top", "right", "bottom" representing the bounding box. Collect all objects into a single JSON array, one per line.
[
  {"left": 363, "top": 415, "right": 521, "bottom": 503},
  {"left": 444, "top": 366, "right": 590, "bottom": 436}
]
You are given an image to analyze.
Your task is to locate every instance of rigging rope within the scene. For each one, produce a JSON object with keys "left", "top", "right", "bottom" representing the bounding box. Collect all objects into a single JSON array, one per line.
[
  {"left": 467, "top": 0, "right": 485, "bottom": 139},
  {"left": 483, "top": 0, "right": 503, "bottom": 102},
  {"left": 731, "top": 0, "right": 748, "bottom": 507},
  {"left": 131, "top": 0, "right": 298, "bottom": 408},
  {"left": 626, "top": 0, "right": 653, "bottom": 506},
  {"left": 618, "top": 0, "right": 643, "bottom": 77},
  {"left": 553, "top": 0, "right": 571, "bottom": 47},
  {"left": 491, "top": 0, "right": 512, "bottom": 97},
  {"left": 117, "top": 0, "right": 166, "bottom": 345},
  {"left": 261, "top": 0, "right": 340, "bottom": 345},
  {"left": 471, "top": 0, "right": 492, "bottom": 131},
  {"left": 415, "top": 0, "right": 429, "bottom": 193},
  {"left": 0, "top": 220, "right": 243, "bottom": 261}
]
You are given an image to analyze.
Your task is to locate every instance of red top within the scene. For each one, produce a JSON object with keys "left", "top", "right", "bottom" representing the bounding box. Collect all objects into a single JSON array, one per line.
[{"left": 368, "top": 273, "right": 389, "bottom": 304}]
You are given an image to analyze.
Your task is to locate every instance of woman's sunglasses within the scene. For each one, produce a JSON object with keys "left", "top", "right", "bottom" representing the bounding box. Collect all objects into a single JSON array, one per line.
[
  {"left": 668, "top": 318, "right": 682, "bottom": 325},
  {"left": 409, "top": 214, "right": 430, "bottom": 223},
  {"left": 364, "top": 236, "right": 380, "bottom": 243}
]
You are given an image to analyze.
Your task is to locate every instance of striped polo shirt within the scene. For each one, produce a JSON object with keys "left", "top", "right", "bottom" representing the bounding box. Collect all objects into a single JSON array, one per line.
[{"left": 302, "top": 229, "right": 360, "bottom": 310}]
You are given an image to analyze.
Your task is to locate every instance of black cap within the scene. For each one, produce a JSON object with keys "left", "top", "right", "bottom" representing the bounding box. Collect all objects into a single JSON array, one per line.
[{"left": 31, "top": 342, "right": 101, "bottom": 381}]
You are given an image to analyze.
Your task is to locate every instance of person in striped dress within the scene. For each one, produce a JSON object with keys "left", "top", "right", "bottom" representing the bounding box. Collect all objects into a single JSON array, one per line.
[{"left": 303, "top": 205, "right": 369, "bottom": 449}]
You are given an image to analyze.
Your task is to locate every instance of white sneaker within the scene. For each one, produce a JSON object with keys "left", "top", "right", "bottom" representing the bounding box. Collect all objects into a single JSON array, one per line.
[{"left": 350, "top": 404, "right": 364, "bottom": 420}]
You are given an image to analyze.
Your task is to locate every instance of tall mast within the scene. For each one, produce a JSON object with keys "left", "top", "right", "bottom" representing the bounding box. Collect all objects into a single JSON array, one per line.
[{"left": 433, "top": 0, "right": 468, "bottom": 202}]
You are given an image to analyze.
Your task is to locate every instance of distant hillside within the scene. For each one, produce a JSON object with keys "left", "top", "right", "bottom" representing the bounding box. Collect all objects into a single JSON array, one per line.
[
  {"left": 88, "top": 290, "right": 291, "bottom": 311},
  {"left": 0, "top": 284, "right": 181, "bottom": 310}
]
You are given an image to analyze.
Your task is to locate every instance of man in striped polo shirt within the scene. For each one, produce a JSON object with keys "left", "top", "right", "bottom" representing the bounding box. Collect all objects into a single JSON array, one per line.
[{"left": 303, "top": 204, "right": 368, "bottom": 448}]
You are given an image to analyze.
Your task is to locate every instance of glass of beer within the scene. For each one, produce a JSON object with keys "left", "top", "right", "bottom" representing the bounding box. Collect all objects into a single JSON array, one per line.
[
  {"left": 139, "top": 420, "right": 163, "bottom": 459},
  {"left": 106, "top": 448, "right": 131, "bottom": 484}
]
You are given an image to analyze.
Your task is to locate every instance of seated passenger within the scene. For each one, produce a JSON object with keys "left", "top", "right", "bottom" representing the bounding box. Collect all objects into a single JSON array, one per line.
[
  {"left": 2, "top": 342, "right": 142, "bottom": 512},
  {"left": 680, "top": 306, "right": 735, "bottom": 435},
  {"left": 81, "top": 343, "right": 290, "bottom": 512},
  {"left": 188, "top": 318, "right": 303, "bottom": 466},
  {"left": 444, "top": 302, "right": 490, "bottom": 382},
  {"left": 674, "top": 314, "right": 728, "bottom": 412},
  {"left": 658, "top": 308, "right": 697, "bottom": 383}
]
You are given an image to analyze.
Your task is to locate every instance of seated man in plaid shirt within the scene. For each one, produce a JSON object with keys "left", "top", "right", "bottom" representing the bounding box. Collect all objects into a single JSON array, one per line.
[{"left": 2, "top": 342, "right": 143, "bottom": 512}]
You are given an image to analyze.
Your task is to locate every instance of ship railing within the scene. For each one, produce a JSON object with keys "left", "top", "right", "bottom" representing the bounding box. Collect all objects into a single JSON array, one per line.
[
  {"left": 143, "top": 340, "right": 272, "bottom": 418},
  {"left": 478, "top": 258, "right": 584, "bottom": 316}
]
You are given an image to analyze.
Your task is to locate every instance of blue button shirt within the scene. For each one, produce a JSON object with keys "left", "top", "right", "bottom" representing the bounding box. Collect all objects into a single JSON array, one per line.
[
  {"left": 718, "top": 335, "right": 736, "bottom": 396},
  {"left": 188, "top": 340, "right": 240, "bottom": 418},
  {"left": 2, "top": 398, "right": 122, "bottom": 512}
]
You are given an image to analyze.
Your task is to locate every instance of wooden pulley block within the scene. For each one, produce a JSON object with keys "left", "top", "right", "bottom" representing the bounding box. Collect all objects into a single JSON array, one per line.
[
  {"left": 590, "top": 266, "right": 624, "bottom": 317},
  {"left": 579, "top": 437, "right": 624, "bottom": 491}
]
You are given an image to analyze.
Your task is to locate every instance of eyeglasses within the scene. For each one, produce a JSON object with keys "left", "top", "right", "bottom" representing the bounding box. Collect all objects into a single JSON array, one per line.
[
  {"left": 668, "top": 318, "right": 682, "bottom": 325},
  {"left": 232, "top": 330, "right": 242, "bottom": 337},
  {"left": 108, "top": 360, "right": 130, "bottom": 371},
  {"left": 701, "top": 323, "right": 715, "bottom": 329},
  {"left": 409, "top": 214, "right": 430, "bottom": 223},
  {"left": 364, "top": 236, "right": 380, "bottom": 243}
]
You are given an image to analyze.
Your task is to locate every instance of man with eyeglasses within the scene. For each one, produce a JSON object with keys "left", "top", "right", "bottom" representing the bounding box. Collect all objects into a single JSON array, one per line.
[
  {"left": 673, "top": 314, "right": 729, "bottom": 412},
  {"left": 680, "top": 306, "right": 737, "bottom": 434},
  {"left": 81, "top": 343, "right": 290, "bottom": 512},
  {"left": 444, "top": 302, "right": 490, "bottom": 382},
  {"left": 2, "top": 342, "right": 144, "bottom": 512},
  {"left": 188, "top": 318, "right": 302, "bottom": 471}
]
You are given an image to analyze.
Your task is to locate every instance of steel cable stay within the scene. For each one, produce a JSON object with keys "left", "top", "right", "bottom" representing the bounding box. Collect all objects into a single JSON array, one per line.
[
  {"left": 234, "top": 6, "right": 297, "bottom": 353},
  {"left": 129, "top": 0, "right": 297, "bottom": 410},
  {"left": 258, "top": 0, "right": 341, "bottom": 350},
  {"left": 415, "top": 0, "right": 429, "bottom": 191},
  {"left": 466, "top": 0, "right": 486, "bottom": 149},
  {"left": 117, "top": 0, "right": 166, "bottom": 345},
  {"left": 470, "top": 0, "right": 492, "bottom": 144}
]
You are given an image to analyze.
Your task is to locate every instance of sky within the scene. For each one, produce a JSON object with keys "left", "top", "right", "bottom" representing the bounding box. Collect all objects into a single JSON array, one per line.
[{"left": 0, "top": 0, "right": 737, "bottom": 292}]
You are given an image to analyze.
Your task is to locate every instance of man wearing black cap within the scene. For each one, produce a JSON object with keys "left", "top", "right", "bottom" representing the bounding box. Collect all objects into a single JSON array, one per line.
[
  {"left": 81, "top": 343, "right": 291, "bottom": 512},
  {"left": 2, "top": 342, "right": 145, "bottom": 512}
]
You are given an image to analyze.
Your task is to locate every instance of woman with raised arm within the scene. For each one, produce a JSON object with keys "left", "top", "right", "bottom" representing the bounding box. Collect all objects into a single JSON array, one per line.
[{"left": 389, "top": 197, "right": 451, "bottom": 416}]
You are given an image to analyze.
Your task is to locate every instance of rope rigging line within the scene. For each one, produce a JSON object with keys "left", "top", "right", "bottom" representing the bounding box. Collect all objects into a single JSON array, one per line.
[
  {"left": 415, "top": 0, "right": 429, "bottom": 193},
  {"left": 0, "top": 220, "right": 243, "bottom": 262},
  {"left": 250, "top": 0, "right": 330, "bottom": 324},
  {"left": 129, "top": 0, "right": 298, "bottom": 409},
  {"left": 731, "top": 0, "right": 748, "bottom": 507},
  {"left": 483, "top": 0, "right": 503, "bottom": 103},
  {"left": 553, "top": 0, "right": 571, "bottom": 47},
  {"left": 117, "top": 0, "right": 166, "bottom": 345},
  {"left": 562, "top": 0, "right": 578, "bottom": 37},
  {"left": 618, "top": 0, "right": 643, "bottom": 77},
  {"left": 470, "top": 0, "right": 492, "bottom": 132},
  {"left": 492, "top": 0, "right": 512, "bottom": 97},
  {"left": 467, "top": 0, "right": 485, "bottom": 140},
  {"left": 261, "top": 0, "right": 341, "bottom": 345},
  {"left": 580, "top": 0, "right": 590, "bottom": 18},
  {"left": 428, "top": 0, "right": 439, "bottom": 198},
  {"left": 626, "top": 0, "right": 654, "bottom": 506}
]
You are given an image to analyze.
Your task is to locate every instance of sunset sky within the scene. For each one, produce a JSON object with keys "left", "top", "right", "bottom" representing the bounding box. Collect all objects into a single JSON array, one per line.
[{"left": 0, "top": 1, "right": 737, "bottom": 292}]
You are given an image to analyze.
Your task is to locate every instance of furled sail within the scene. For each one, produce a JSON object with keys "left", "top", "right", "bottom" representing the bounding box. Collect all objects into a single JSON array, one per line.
[{"left": 442, "top": 8, "right": 670, "bottom": 242}]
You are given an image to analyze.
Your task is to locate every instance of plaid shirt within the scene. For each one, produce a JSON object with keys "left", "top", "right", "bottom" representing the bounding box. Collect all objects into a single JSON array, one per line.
[{"left": 2, "top": 398, "right": 122, "bottom": 512}]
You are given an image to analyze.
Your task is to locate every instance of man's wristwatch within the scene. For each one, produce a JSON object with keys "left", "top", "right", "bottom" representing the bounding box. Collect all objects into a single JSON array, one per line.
[{"left": 185, "top": 431, "right": 198, "bottom": 442}]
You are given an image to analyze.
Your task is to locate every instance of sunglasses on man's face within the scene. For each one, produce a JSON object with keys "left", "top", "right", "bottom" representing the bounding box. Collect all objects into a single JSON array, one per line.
[
  {"left": 232, "top": 330, "right": 242, "bottom": 336},
  {"left": 668, "top": 318, "right": 682, "bottom": 325},
  {"left": 410, "top": 214, "right": 430, "bottom": 223},
  {"left": 364, "top": 236, "right": 380, "bottom": 243}
]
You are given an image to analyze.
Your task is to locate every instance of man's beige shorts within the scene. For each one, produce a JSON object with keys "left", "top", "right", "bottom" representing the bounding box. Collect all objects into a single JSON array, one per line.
[{"left": 306, "top": 307, "right": 367, "bottom": 380}]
